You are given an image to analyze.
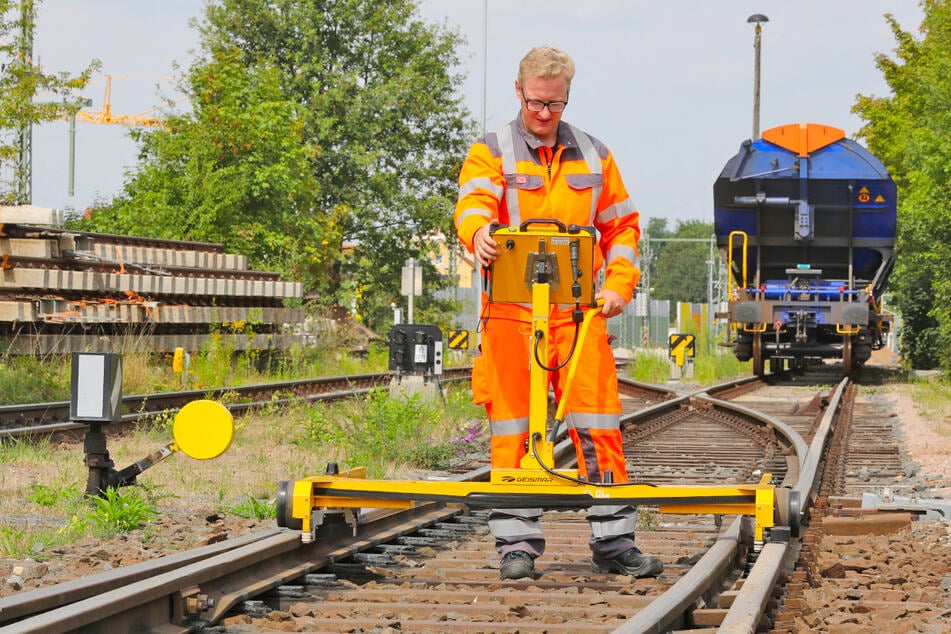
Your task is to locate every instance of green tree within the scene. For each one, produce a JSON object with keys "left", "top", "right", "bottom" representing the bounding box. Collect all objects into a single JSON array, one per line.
[
  {"left": 76, "top": 0, "right": 474, "bottom": 331},
  {"left": 80, "top": 50, "right": 336, "bottom": 284},
  {"left": 854, "top": 1, "right": 951, "bottom": 370},
  {"left": 648, "top": 219, "right": 714, "bottom": 304},
  {"left": 0, "top": 0, "right": 99, "bottom": 202}
]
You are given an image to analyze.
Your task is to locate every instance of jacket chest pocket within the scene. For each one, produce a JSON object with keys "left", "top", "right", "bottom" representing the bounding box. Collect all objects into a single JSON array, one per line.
[
  {"left": 565, "top": 173, "right": 603, "bottom": 191},
  {"left": 504, "top": 174, "right": 544, "bottom": 190}
]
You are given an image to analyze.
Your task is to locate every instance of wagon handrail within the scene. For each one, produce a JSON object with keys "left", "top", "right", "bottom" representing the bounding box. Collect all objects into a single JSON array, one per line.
[{"left": 727, "top": 230, "right": 749, "bottom": 293}]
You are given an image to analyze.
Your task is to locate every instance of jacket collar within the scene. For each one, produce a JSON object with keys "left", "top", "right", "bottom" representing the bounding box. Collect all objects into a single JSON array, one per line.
[{"left": 512, "top": 114, "right": 577, "bottom": 151}]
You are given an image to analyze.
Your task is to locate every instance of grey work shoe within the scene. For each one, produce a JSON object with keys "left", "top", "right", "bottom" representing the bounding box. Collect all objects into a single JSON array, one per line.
[
  {"left": 592, "top": 547, "right": 663, "bottom": 578},
  {"left": 499, "top": 550, "right": 536, "bottom": 580}
]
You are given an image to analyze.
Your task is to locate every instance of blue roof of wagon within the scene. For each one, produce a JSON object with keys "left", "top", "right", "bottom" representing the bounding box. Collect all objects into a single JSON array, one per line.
[{"left": 719, "top": 123, "right": 891, "bottom": 181}]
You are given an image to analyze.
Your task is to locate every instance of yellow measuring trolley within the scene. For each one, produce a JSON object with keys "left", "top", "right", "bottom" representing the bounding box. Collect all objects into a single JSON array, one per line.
[{"left": 275, "top": 220, "right": 793, "bottom": 544}]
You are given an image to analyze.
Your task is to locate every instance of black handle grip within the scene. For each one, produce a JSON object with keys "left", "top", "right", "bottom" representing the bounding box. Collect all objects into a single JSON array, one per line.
[{"left": 519, "top": 218, "right": 567, "bottom": 232}]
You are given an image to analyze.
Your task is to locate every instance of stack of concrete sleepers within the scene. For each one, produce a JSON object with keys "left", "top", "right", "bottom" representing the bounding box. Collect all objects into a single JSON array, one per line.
[{"left": 0, "top": 205, "right": 306, "bottom": 355}]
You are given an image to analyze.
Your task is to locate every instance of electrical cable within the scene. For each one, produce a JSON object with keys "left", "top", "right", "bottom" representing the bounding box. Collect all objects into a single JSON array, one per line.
[
  {"left": 528, "top": 432, "right": 657, "bottom": 488},
  {"left": 533, "top": 322, "right": 579, "bottom": 371}
]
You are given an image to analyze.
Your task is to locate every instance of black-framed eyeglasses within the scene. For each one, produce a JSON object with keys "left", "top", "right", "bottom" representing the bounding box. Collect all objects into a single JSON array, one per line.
[{"left": 520, "top": 91, "right": 568, "bottom": 113}]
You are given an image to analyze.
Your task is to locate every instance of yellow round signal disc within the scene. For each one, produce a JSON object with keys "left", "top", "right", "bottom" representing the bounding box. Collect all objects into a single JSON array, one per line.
[{"left": 172, "top": 400, "right": 234, "bottom": 460}]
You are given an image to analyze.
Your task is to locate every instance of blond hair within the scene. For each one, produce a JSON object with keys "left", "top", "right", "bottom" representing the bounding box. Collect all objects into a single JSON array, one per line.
[{"left": 518, "top": 47, "right": 575, "bottom": 91}]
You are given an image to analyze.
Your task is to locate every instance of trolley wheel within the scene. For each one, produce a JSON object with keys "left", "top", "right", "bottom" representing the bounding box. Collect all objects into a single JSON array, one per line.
[
  {"left": 774, "top": 487, "right": 801, "bottom": 538},
  {"left": 842, "top": 334, "right": 853, "bottom": 376},
  {"left": 752, "top": 332, "right": 765, "bottom": 377},
  {"left": 276, "top": 480, "right": 302, "bottom": 530}
]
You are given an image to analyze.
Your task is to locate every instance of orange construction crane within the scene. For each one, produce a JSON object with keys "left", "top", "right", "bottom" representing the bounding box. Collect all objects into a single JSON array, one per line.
[
  {"left": 74, "top": 75, "right": 179, "bottom": 128},
  {"left": 61, "top": 75, "right": 183, "bottom": 195}
]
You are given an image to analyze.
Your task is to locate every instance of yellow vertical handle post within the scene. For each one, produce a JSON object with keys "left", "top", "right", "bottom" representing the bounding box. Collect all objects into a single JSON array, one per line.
[
  {"left": 552, "top": 300, "right": 604, "bottom": 425},
  {"left": 522, "top": 281, "right": 553, "bottom": 469}
]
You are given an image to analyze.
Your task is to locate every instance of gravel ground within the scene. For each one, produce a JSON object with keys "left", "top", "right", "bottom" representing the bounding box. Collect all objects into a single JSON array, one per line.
[{"left": 1, "top": 511, "right": 267, "bottom": 596}]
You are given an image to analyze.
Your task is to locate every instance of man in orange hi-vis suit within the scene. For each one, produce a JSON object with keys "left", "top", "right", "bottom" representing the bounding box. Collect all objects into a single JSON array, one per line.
[{"left": 454, "top": 46, "right": 663, "bottom": 582}]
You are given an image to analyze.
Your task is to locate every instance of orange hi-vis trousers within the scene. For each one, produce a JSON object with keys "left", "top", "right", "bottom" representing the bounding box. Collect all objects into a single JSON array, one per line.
[
  {"left": 473, "top": 304, "right": 628, "bottom": 482},
  {"left": 472, "top": 303, "right": 638, "bottom": 558}
]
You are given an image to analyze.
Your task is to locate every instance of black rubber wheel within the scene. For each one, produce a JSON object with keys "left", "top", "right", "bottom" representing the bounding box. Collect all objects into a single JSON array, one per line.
[
  {"left": 276, "top": 480, "right": 302, "bottom": 530},
  {"left": 774, "top": 488, "right": 801, "bottom": 538}
]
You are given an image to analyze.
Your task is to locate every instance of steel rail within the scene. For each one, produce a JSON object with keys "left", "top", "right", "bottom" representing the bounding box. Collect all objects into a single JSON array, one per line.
[
  {"left": 0, "top": 506, "right": 460, "bottom": 633},
  {"left": 607, "top": 377, "right": 809, "bottom": 632},
  {"left": 0, "top": 529, "right": 284, "bottom": 623},
  {"left": 715, "top": 377, "right": 849, "bottom": 633},
  {"left": 614, "top": 516, "right": 750, "bottom": 634}
]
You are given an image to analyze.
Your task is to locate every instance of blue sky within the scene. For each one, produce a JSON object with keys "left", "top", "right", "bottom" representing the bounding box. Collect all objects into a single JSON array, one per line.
[{"left": 28, "top": 1, "right": 924, "bottom": 226}]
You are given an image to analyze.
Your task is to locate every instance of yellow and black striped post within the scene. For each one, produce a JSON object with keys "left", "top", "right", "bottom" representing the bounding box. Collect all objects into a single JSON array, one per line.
[
  {"left": 447, "top": 330, "right": 470, "bottom": 350},
  {"left": 668, "top": 333, "right": 696, "bottom": 379}
]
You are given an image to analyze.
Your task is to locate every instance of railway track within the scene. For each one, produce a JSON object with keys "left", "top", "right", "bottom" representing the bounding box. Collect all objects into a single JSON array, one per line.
[
  {"left": 1, "top": 363, "right": 940, "bottom": 632},
  {"left": 0, "top": 368, "right": 474, "bottom": 439}
]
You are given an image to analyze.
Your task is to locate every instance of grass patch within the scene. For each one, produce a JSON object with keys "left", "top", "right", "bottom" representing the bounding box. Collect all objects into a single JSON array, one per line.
[
  {"left": 0, "top": 341, "right": 392, "bottom": 406},
  {"left": 0, "top": 355, "right": 70, "bottom": 404},
  {"left": 691, "top": 349, "right": 751, "bottom": 383},
  {"left": 221, "top": 495, "right": 277, "bottom": 521},
  {"left": 87, "top": 487, "right": 159, "bottom": 537},
  {"left": 908, "top": 376, "right": 951, "bottom": 437},
  {"left": 294, "top": 383, "right": 486, "bottom": 478},
  {"left": 626, "top": 346, "right": 750, "bottom": 385},
  {"left": 0, "top": 478, "right": 162, "bottom": 557},
  {"left": 627, "top": 349, "right": 671, "bottom": 384}
]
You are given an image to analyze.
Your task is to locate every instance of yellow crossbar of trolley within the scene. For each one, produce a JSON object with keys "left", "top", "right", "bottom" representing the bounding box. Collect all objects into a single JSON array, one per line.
[
  {"left": 276, "top": 221, "right": 790, "bottom": 546},
  {"left": 283, "top": 471, "right": 780, "bottom": 542}
]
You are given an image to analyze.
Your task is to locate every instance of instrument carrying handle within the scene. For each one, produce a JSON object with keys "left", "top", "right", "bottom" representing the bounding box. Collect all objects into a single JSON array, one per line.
[{"left": 519, "top": 218, "right": 567, "bottom": 233}]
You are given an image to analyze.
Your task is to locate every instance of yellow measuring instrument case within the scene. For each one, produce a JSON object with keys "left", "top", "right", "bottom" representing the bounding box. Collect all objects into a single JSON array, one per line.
[{"left": 488, "top": 220, "right": 597, "bottom": 305}]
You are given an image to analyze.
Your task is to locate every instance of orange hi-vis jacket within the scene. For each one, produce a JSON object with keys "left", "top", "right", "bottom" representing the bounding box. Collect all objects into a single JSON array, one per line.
[
  {"left": 455, "top": 116, "right": 642, "bottom": 303},
  {"left": 455, "top": 117, "right": 642, "bottom": 486}
]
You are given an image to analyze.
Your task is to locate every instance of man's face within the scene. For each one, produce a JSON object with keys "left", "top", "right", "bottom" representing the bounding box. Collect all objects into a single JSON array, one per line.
[{"left": 515, "top": 75, "right": 569, "bottom": 145}]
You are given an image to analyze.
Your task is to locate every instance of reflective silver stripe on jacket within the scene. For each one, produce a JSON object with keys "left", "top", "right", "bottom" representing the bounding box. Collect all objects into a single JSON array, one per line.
[
  {"left": 567, "top": 123, "right": 604, "bottom": 220},
  {"left": 605, "top": 244, "right": 640, "bottom": 269},
  {"left": 595, "top": 196, "right": 637, "bottom": 225},
  {"left": 457, "top": 206, "right": 493, "bottom": 225},
  {"left": 490, "top": 416, "right": 529, "bottom": 436},
  {"left": 496, "top": 123, "right": 521, "bottom": 225},
  {"left": 458, "top": 176, "right": 504, "bottom": 202}
]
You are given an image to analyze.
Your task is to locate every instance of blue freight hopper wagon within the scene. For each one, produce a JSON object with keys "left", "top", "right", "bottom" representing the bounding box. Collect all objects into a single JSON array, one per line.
[{"left": 713, "top": 123, "right": 896, "bottom": 376}]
